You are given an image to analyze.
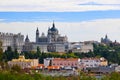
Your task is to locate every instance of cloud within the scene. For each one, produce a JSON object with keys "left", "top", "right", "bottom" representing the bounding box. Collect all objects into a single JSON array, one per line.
[
  {"left": 0, "top": 0, "right": 120, "bottom": 11},
  {"left": 79, "top": 2, "right": 120, "bottom": 6},
  {"left": 0, "top": 18, "right": 120, "bottom": 42},
  {"left": 0, "top": 19, "right": 5, "bottom": 21}
]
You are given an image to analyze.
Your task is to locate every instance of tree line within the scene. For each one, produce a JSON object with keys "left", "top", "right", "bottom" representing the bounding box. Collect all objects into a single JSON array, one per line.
[
  {"left": 0, "top": 69, "right": 120, "bottom": 80},
  {"left": 74, "top": 43, "right": 120, "bottom": 64},
  {"left": 1, "top": 41, "right": 120, "bottom": 65}
]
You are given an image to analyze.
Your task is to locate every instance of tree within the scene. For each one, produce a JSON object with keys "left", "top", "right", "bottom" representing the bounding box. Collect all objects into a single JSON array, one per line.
[
  {"left": 36, "top": 46, "right": 41, "bottom": 56},
  {"left": 11, "top": 64, "right": 23, "bottom": 73},
  {"left": 0, "top": 41, "right": 3, "bottom": 61},
  {"left": 2, "top": 46, "right": 19, "bottom": 61},
  {"left": 67, "top": 53, "right": 78, "bottom": 58},
  {"left": 37, "top": 46, "right": 41, "bottom": 53},
  {"left": 13, "top": 48, "right": 19, "bottom": 59},
  {"left": 2, "top": 46, "right": 13, "bottom": 61}
]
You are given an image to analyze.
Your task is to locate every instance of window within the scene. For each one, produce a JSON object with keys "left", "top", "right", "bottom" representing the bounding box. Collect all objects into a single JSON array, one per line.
[{"left": 85, "top": 60, "right": 88, "bottom": 62}]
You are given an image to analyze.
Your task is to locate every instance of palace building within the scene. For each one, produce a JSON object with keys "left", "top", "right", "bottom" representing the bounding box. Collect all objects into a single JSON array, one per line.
[{"left": 0, "top": 32, "right": 24, "bottom": 52}]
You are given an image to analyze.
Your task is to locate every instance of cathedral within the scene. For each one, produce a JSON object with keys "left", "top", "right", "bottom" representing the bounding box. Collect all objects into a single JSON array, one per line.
[
  {"left": 23, "top": 22, "right": 68, "bottom": 52},
  {"left": 101, "top": 35, "right": 112, "bottom": 45},
  {"left": 36, "top": 22, "right": 68, "bottom": 43},
  {"left": 0, "top": 22, "right": 93, "bottom": 53}
]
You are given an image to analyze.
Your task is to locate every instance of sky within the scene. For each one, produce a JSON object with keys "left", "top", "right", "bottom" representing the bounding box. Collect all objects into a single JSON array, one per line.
[{"left": 0, "top": 0, "right": 120, "bottom": 42}]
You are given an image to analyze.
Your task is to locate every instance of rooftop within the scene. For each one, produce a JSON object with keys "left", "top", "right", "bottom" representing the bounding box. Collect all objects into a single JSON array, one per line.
[{"left": 53, "top": 58, "right": 79, "bottom": 61}]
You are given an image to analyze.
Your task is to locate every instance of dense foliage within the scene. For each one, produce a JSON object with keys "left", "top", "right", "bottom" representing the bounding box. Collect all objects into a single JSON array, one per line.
[
  {"left": 2, "top": 47, "right": 19, "bottom": 62},
  {"left": 74, "top": 43, "right": 120, "bottom": 64},
  {"left": 93, "top": 44, "right": 120, "bottom": 64},
  {"left": 1, "top": 43, "right": 120, "bottom": 64},
  {"left": 23, "top": 51, "right": 78, "bottom": 63},
  {"left": 0, "top": 42, "right": 120, "bottom": 79},
  {"left": 0, "top": 70, "right": 120, "bottom": 80},
  {"left": 0, "top": 70, "right": 97, "bottom": 80}
]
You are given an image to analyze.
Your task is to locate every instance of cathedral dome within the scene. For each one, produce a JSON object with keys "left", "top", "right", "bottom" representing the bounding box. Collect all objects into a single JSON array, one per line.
[
  {"left": 101, "top": 34, "right": 112, "bottom": 44},
  {"left": 50, "top": 26, "right": 58, "bottom": 32},
  {"left": 50, "top": 22, "right": 58, "bottom": 32}
]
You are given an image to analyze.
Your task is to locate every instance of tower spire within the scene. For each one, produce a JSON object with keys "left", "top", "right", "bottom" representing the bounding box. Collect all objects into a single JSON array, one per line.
[
  {"left": 105, "top": 34, "right": 108, "bottom": 39},
  {"left": 25, "top": 35, "right": 30, "bottom": 42},
  {"left": 36, "top": 27, "right": 39, "bottom": 42},
  {"left": 36, "top": 27, "right": 39, "bottom": 32},
  {"left": 53, "top": 20, "right": 55, "bottom": 28},
  {"left": 36, "top": 27, "right": 39, "bottom": 34}
]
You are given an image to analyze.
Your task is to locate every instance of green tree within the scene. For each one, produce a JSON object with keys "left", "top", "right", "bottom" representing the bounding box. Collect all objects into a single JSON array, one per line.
[
  {"left": 14, "top": 48, "right": 19, "bottom": 59},
  {"left": 36, "top": 46, "right": 41, "bottom": 58},
  {"left": 0, "top": 41, "right": 3, "bottom": 61},
  {"left": 2, "top": 46, "right": 19, "bottom": 61},
  {"left": 11, "top": 64, "right": 23, "bottom": 73},
  {"left": 2, "top": 46, "right": 13, "bottom": 61}
]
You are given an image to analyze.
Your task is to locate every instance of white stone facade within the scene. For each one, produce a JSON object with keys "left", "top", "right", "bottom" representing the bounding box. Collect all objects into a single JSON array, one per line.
[
  {"left": 69, "top": 42, "right": 93, "bottom": 53},
  {"left": 23, "top": 22, "right": 68, "bottom": 53},
  {"left": 0, "top": 32, "right": 24, "bottom": 52}
]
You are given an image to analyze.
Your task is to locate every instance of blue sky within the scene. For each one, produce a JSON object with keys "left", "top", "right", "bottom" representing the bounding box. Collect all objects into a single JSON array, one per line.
[
  {"left": 0, "top": 0, "right": 120, "bottom": 42},
  {"left": 0, "top": 10, "right": 120, "bottom": 22}
]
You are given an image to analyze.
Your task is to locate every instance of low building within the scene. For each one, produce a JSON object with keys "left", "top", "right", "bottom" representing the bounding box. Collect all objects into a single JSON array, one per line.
[
  {"left": 44, "top": 58, "right": 53, "bottom": 68},
  {"left": 47, "top": 66, "right": 60, "bottom": 70},
  {"left": 80, "top": 57, "right": 108, "bottom": 68},
  {"left": 51, "top": 58, "right": 80, "bottom": 68},
  {"left": 31, "top": 64, "right": 44, "bottom": 70},
  {"left": 100, "top": 57, "right": 108, "bottom": 66},
  {"left": 44, "top": 57, "right": 108, "bottom": 70},
  {"left": 44, "top": 58, "right": 82, "bottom": 69},
  {"left": 85, "top": 66, "right": 115, "bottom": 74},
  {"left": 115, "top": 66, "right": 120, "bottom": 72},
  {"left": 68, "top": 42, "right": 93, "bottom": 53},
  {"left": 37, "top": 64, "right": 44, "bottom": 69},
  {"left": 8, "top": 55, "right": 38, "bottom": 69}
]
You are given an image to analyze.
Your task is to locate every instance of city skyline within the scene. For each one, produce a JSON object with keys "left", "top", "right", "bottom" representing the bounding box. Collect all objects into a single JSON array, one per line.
[{"left": 0, "top": 0, "right": 120, "bottom": 42}]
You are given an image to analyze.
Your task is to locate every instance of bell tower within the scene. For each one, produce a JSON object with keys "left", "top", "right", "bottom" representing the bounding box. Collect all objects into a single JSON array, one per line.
[
  {"left": 36, "top": 27, "right": 39, "bottom": 43},
  {"left": 25, "top": 35, "right": 30, "bottom": 43}
]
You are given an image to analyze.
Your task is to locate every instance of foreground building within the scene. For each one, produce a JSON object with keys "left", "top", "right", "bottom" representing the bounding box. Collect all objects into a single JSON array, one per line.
[
  {"left": 0, "top": 32, "right": 24, "bottom": 52},
  {"left": 44, "top": 58, "right": 81, "bottom": 69},
  {"left": 44, "top": 57, "right": 108, "bottom": 69},
  {"left": 8, "top": 55, "right": 38, "bottom": 69},
  {"left": 52, "top": 58, "right": 80, "bottom": 68},
  {"left": 44, "top": 58, "right": 53, "bottom": 68},
  {"left": 80, "top": 57, "right": 108, "bottom": 68},
  {"left": 85, "top": 66, "right": 115, "bottom": 74}
]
